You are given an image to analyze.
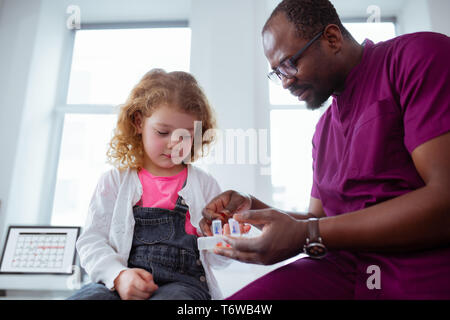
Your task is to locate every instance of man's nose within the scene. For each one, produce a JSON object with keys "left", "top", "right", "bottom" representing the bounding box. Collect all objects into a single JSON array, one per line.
[{"left": 281, "top": 76, "right": 295, "bottom": 90}]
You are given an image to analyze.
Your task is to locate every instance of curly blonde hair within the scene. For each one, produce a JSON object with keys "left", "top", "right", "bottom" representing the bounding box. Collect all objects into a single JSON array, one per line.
[{"left": 107, "top": 69, "right": 217, "bottom": 170}]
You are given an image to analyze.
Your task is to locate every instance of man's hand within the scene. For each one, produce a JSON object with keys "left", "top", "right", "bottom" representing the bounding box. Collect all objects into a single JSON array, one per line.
[
  {"left": 213, "top": 209, "right": 307, "bottom": 265},
  {"left": 114, "top": 268, "right": 159, "bottom": 300},
  {"left": 200, "top": 190, "right": 252, "bottom": 236}
]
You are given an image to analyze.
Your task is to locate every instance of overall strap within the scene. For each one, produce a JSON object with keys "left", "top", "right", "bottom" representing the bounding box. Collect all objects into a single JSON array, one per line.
[{"left": 173, "top": 178, "right": 188, "bottom": 214}]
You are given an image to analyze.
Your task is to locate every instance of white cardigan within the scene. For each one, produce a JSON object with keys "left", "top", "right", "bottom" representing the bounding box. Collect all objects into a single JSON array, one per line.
[{"left": 76, "top": 165, "right": 229, "bottom": 300}]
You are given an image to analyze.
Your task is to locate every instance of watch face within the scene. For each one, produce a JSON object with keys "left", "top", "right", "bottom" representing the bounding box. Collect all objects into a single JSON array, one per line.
[{"left": 304, "top": 242, "right": 327, "bottom": 259}]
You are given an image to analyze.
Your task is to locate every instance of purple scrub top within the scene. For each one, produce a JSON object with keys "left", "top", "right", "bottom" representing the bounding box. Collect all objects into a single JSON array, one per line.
[{"left": 311, "top": 33, "right": 450, "bottom": 298}]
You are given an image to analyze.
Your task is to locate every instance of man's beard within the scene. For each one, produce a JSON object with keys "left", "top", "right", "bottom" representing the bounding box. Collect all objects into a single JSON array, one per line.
[
  {"left": 290, "top": 83, "right": 331, "bottom": 110},
  {"left": 305, "top": 90, "right": 331, "bottom": 110}
]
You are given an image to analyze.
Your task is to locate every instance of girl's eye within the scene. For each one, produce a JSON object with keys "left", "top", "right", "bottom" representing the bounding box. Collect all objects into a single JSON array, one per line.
[{"left": 156, "top": 130, "right": 169, "bottom": 135}]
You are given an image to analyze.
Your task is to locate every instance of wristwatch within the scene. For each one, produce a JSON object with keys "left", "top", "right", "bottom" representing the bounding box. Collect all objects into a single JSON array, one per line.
[{"left": 303, "top": 218, "right": 327, "bottom": 259}]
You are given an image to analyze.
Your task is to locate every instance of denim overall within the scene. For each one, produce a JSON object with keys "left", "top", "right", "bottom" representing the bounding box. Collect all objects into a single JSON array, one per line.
[
  {"left": 67, "top": 184, "right": 210, "bottom": 300},
  {"left": 127, "top": 192, "right": 211, "bottom": 300}
]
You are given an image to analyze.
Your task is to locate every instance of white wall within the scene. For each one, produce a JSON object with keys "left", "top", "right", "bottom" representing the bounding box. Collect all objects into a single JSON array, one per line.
[
  {"left": 0, "top": 0, "right": 48, "bottom": 243},
  {"left": 397, "top": 0, "right": 432, "bottom": 34},
  {"left": 428, "top": 0, "right": 450, "bottom": 35},
  {"left": 190, "top": 0, "right": 262, "bottom": 195},
  {"left": 396, "top": 0, "right": 449, "bottom": 37}
]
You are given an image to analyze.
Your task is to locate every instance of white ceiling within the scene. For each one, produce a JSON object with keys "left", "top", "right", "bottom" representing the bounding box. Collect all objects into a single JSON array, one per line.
[{"left": 266, "top": 0, "right": 407, "bottom": 19}]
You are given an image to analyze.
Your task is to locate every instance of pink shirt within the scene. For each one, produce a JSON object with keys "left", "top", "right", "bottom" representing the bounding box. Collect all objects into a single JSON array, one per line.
[{"left": 137, "top": 167, "right": 197, "bottom": 235}]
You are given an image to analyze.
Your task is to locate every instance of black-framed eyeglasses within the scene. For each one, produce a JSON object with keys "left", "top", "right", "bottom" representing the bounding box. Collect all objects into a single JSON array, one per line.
[{"left": 267, "top": 29, "right": 324, "bottom": 85}]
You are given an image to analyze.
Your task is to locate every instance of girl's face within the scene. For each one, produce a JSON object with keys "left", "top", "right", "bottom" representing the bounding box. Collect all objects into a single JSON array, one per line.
[{"left": 134, "top": 103, "right": 197, "bottom": 176}]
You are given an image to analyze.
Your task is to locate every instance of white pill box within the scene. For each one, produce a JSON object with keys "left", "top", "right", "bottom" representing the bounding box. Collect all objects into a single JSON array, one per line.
[
  {"left": 198, "top": 218, "right": 244, "bottom": 251},
  {"left": 197, "top": 235, "right": 225, "bottom": 251}
]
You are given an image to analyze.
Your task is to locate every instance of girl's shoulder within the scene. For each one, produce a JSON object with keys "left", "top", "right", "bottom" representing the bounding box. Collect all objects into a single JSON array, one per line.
[
  {"left": 186, "top": 164, "right": 221, "bottom": 195},
  {"left": 185, "top": 164, "right": 222, "bottom": 205}
]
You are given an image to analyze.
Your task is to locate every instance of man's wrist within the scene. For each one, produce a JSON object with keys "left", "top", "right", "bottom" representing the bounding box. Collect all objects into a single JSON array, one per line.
[
  {"left": 249, "top": 195, "right": 270, "bottom": 210},
  {"left": 303, "top": 217, "right": 328, "bottom": 259},
  {"left": 287, "top": 211, "right": 316, "bottom": 220}
]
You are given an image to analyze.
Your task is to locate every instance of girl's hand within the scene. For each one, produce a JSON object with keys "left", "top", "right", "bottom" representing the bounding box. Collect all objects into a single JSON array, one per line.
[{"left": 114, "top": 268, "right": 159, "bottom": 300}]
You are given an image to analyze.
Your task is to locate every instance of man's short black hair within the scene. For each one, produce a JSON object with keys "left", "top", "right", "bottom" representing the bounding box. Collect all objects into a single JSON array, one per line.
[{"left": 263, "top": 0, "right": 351, "bottom": 40}]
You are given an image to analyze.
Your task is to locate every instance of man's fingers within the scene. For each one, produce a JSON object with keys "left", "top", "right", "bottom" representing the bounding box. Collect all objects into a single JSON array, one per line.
[
  {"left": 199, "top": 218, "right": 213, "bottom": 236},
  {"left": 202, "top": 207, "right": 224, "bottom": 221},
  {"left": 223, "top": 199, "right": 241, "bottom": 215},
  {"left": 222, "top": 235, "right": 264, "bottom": 253},
  {"left": 202, "top": 207, "right": 218, "bottom": 220},
  {"left": 203, "top": 191, "right": 234, "bottom": 218},
  {"left": 223, "top": 223, "right": 230, "bottom": 235},
  {"left": 223, "top": 193, "right": 250, "bottom": 215},
  {"left": 213, "top": 246, "right": 262, "bottom": 264},
  {"left": 223, "top": 222, "right": 250, "bottom": 235},
  {"left": 233, "top": 209, "right": 272, "bottom": 225}
]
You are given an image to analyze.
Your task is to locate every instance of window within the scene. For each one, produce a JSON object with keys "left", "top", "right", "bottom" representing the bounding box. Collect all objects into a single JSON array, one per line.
[
  {"left": 66, "top": 27, "right": 191, "bottom": 105},
  {"left": 268, "top": 22, "right": 396, "bottom": 212},
  {"left": 344, "top": 22, "right": 396, "bottom": 45},
  {"left": 270, "top": 109, "right": 322, "bottom": 211},
  {"left": 51, "top": 26, "right": 191, "bottom": 227}
]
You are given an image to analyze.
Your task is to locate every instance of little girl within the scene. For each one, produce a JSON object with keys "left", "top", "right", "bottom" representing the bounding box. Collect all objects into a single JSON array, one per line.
[{"left": 68, "top": 69, "right": 229, "bottom": 300}]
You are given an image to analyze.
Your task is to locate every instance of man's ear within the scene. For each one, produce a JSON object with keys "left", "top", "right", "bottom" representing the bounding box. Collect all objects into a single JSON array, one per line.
[
  {"left": 133, "top": 111, "right": 144, "bottom": 134},
  {"left": 323, "top": 24, "right": 343, "bottom": 54}
]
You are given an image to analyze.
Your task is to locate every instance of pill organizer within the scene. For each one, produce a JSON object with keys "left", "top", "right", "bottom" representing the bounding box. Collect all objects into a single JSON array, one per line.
[{"left": 197, "top": 235, "right": 226, "bottom": 251}]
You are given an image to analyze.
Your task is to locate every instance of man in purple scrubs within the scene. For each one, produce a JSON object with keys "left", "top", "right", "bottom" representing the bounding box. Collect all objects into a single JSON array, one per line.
[{"left": 200, "top": 0, "right": 450, "bottom": 299}]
